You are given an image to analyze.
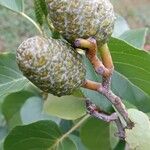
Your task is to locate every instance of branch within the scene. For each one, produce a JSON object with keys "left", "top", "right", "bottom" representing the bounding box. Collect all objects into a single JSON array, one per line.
[
  {"left": 76, "top": 38, "right": 134, "bottom": 129},
  {"left": 85, "top": 99, "right": 125, "bottom": 140},
  {"left": 85, "top": 99, "right": 118, "bottom": 122},
  {"left": 74, "top": 38, "right": 112, "bottom": 77}
]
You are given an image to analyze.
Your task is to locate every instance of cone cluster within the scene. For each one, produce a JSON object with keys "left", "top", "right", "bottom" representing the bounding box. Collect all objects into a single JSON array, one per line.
[{"left": 16, "top": 0, "right": 115, "bottom": 96}]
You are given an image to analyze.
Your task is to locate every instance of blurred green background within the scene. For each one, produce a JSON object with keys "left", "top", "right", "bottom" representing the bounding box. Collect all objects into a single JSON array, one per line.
[{"left": 0, "top": 0, "right": 150, "bottom": 52}]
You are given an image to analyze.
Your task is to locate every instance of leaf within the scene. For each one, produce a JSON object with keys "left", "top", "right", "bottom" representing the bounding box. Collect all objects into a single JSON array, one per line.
[
  {"left": 4, "top": 120, "right": 77, "bottom": 150},
  {"left": 0, "top": 107, "right": 8, "bottom": 142},
  {"left": 82, "top": 57, "right": 113, "bottom": 113},
  {"left": 38, "top": 0, "right": 48, "bottom": 16},
  {"left": 112, "top": 15, "right": 130, "bottom": 37},
  {"left": 119, "top": 28, "right": 148, "bottom": 49},
  {"left": 2, "top": 91, "right": 35, "bottom": 129},
  {"left": 43, "top": 94, "right": 86, "bottom": 120},
  {"left": 113, "top": 141, "right": 125, "bottom": 150},
  {"left": 82, "top": 55, "right": 150, "bottom": 113},
  {"left": 0, "top": 113, "right": 7, "bottom": 146},
  {"left": 20, "top": 96, "right": 43, "bottom": 124},
  {"left": 109, "top": 122, "right": 126, "bottom": 150},
  {"left": 0, "top": 53, "right": 29, "bottom": 100},
  {"left": 60, "top": 120, "right": 73, "bottom": 134},
  {"left": 0, "top": 140, "right": 4, "bottom": 150},
  {"left": 20, "top": 96, "right": 60, "bottom": 124},
  {"left": 125, "top": 109, "right": 150, "bottom": 150},
  {"left": 112, "top": 71, "right": 150, "bottom": 112},
  {"left": 109, "top": 122, "right": 119, "bottom": 150},
  {"left": 109, "top": 38, "right": 150, "bottom": 98},
  {"left": 82, "top": 26, "right": 150, "bottom": 114},
  {"left": 69, "top": 134, "right": 88, "bottom": 150},
  {"left": 80, "top": 117, "right": 111, "bottom": 150},
  {"left": 34, "top": 0, "right": 45, "bottom": 26},
  {"left": 0, "top": 0, "right": 23, "bottom": 12}
]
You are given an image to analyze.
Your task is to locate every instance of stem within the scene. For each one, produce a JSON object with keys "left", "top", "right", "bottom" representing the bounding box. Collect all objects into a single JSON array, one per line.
[
  {"left": 99, "top": 84, "right": 133, "bottom": 128},
  {"left": 115, "top": 117, "right": 125, "bottom": 140},
  {"left": 50, "top": 115, "right": 90, "bottom": 149},
  {"left": 74, "top": 38, "right": 112, "bottom": 77},
  {"left": 82, "top": 80, "right": 101, "bottom": 91},
  {"left": 86, "top": 99, "right": 118, "bottom": 122},
  {"left": 74, "top": 38, "right": 134, "bottom": 129},
  {"left": 98, "top": 43, "right": 114, "bottom": 70},
  {"left": 20, "top": 12, "right": 43, "bottom": 35},
  {"left": 85, "top": 99, "right": 125, "bottom": 140},
  {"left": 98, "top": 44, "right": 133, "bottom": 128}
]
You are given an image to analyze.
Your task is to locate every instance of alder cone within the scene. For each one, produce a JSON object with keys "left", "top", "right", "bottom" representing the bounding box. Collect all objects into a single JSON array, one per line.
[
  {"left": 48, "top": 0, "right": 115, "bottom": 45},
  {"left": 16, "top": 36, "right": 86, "bottom": 96}
]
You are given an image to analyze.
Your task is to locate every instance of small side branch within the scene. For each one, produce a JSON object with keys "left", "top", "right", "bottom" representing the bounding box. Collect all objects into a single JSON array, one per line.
[
  {"left": 100, "top": 89, "right": 133, "bottom": 128},
  {"left": 85, "top": 99, "right": 118, "bottom": 122},
  {"left": 85, "top": 99, "right": 125, "bottom": 140}
]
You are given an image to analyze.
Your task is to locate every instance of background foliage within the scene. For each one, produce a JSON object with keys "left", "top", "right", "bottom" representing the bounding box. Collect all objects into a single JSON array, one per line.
[{"left": 0, "top": 0, "right": 150, "bottom": 150}]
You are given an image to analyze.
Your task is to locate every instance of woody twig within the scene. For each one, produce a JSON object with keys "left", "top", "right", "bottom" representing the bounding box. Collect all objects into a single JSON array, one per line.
[
  {"left": 74, "top": 38, "right": 134, "bottom": 129},
  {"left": 85, "top": 99, "right": 125, "bottom": 140}
]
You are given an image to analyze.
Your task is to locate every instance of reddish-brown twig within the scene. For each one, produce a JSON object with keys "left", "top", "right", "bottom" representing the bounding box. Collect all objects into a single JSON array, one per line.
[{"left": 75, "top": 38, "right": 133, "bottom": 129}]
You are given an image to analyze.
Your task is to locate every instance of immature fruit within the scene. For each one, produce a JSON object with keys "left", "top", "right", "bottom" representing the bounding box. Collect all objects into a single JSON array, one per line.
[
  {"left": 47, "top": 0, "right": 115, "bottom": 45},
  {"left": 125, "top": 109, "right": 150, "bottom": 150},
  {"left": 16, "top": 36, "right": 86, "bottom": 96}
]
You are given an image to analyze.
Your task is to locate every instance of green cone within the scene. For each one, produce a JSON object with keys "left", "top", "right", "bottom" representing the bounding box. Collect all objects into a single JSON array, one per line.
[
  {"left": 16, "top": 36, "right": 86, "bottom": 96},
  {"left": 47, "top": 0, "right": 115, "bottom": 45}
]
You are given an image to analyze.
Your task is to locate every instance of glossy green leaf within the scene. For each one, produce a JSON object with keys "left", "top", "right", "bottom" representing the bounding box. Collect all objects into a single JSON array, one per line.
[
  {"left": 119, "top": 28, "right": 148, "bottom": 49},
  {"left": 112, "top": 15, "right": 130, "bottom": 37},
  {"left": 4, "top": 120, "right": 77, "bottom": 150},
  {"left": 2, "top": 91, "right": 35, "bottom": 129},
  {"left": 0, "top": 53, "right": 29, "bottom": 100},
  {"left": 80, "top": 117, "right": 111, "bottom": 150},
  {"left": 20, "top": 96, "right": 60, "bottom": 124},
  {"left": 109, "top": 37, "right": 150, "bottom": 98},
  {"left": 0, "top": 0, "right": 23, "bottom": 12},
  {"left": 43, "top": 94, "right": 86, "bottom": 120}
]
